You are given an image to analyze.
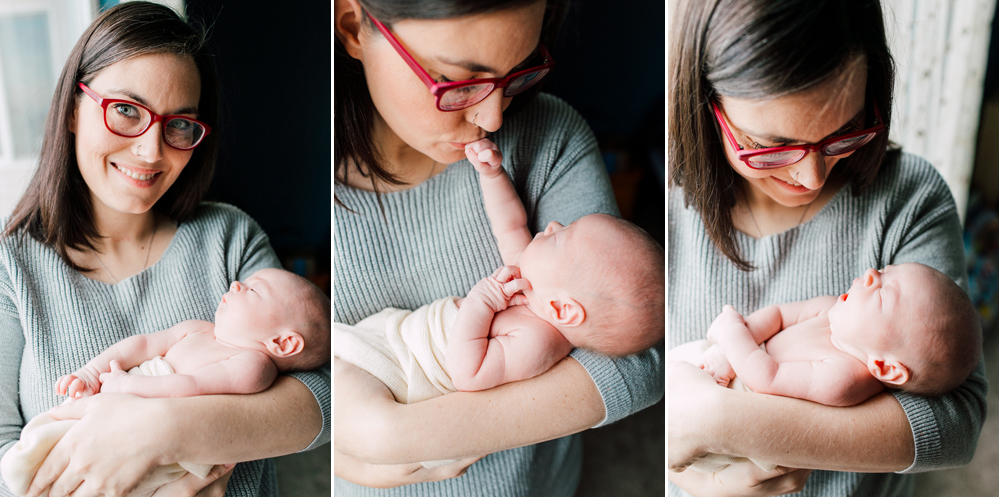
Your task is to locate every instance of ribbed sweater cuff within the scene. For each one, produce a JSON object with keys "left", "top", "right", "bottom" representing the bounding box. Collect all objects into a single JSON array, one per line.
[
  {"left": 893, "top": 391, "right": 941, "bottom": 473},
  {"left": 288, "top": 366, "right": 332, "bottom": 451},
  {"left": 569, "top": 349, "right": 630, "bottom": 427}
]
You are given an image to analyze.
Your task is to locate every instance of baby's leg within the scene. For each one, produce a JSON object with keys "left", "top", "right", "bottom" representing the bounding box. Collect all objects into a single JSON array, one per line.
[{"left": 668, "top": 339, "right": 713, "bottom": 365}]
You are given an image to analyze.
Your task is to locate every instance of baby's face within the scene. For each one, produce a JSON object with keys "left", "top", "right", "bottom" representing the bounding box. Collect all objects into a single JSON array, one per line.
[
  {"left": 214, "top": 268, "right": 297, "bottom": 349},
  {"left": 518, "top": 215, "right": 618, "bottom": 331},
  {"left": 827, "top": 264, "right": 936, "bottom": 362}
]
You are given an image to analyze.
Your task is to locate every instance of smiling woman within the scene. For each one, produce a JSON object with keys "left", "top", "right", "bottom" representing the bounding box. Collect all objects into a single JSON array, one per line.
[{"left": 0, "top": 3, "right": 329, "bottom": 497}]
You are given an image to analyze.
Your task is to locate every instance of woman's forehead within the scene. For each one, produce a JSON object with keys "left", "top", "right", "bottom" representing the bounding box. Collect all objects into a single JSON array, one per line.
[
  {"left": 88, "top": 53, "right": 201, "bottom": 112},
  {"left": 719, "top": 60, "right": 868, "bottom": 143},
  {"left": 389, "top": 1, "right": 546, "bottom": 76}
]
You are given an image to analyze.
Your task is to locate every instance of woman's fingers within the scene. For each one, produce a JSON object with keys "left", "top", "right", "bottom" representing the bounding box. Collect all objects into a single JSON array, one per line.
[
  {"left": 150, "top": 463, "right": 235, "bottom": 497},
  {"left": 24, "top": 447, "right": 71, "bottom": 497},
  {"left": 714, "top": 462, "right": 813, "bottom": 496}
]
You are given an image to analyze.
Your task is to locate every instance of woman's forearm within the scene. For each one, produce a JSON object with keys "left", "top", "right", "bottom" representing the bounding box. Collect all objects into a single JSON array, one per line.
[
  {"left": 708, "top": 388, "right": 913, "bottom": 472},
  {"left": 160, "top": 375, "right": 322, "bottom": 464},
  {"left": 335, "top": 356, "right": 604, "bottom": 465}
]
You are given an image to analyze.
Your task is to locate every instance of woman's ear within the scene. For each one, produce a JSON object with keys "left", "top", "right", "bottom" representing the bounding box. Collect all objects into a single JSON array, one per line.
[
  {"left": 68, "top": 105, "right": 78, "bottom": 134},
  {"left": 267, "top": 331, "right": 305, "bottom": 358},
  {"left": 867, "top": 356, "right": 909, "bottom": 386},
  {"left": 334, "top": 0, "right": 365, "bottom": 60},
  {"left": 546, "top": 298, "right": 585, "bottom": 327}
]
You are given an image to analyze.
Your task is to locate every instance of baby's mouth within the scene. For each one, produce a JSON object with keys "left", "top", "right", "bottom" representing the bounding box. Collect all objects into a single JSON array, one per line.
[{"left": 839, "top": 293, "right": 848, "bottom": 302}]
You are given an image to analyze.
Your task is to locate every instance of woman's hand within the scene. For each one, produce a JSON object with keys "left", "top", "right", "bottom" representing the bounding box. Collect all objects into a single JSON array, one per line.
[
  {"left": 667, "top": 360, "right": 726, "bottom": 471},
  {"left": 335, "top": 446, "right": 483, "bottom": 488},
  {"left": 150, "top": 463, "right": 236, "bottom": 497},
  {"left": 670, "top": 462, "right": 812, "bottom": 497},
  {"left": 25, "top": 394, "right": 174, "bottom": 497}
]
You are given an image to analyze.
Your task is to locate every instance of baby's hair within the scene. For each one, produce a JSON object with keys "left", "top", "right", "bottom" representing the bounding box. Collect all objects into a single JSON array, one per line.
[
  {"left": 899, "top": 265, "right": 981, "bottom": 396},
  {"left": 573, "top": 216, "right": 665, "bottom": 357},
  {"left": 282, "top": 273, "right": 332, "bottom": 372}
]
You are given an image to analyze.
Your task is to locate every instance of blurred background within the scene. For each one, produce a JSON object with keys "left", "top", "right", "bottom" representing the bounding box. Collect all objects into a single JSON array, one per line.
[{"left": 0, "top": 0, "right": 331, "bottom": 496}]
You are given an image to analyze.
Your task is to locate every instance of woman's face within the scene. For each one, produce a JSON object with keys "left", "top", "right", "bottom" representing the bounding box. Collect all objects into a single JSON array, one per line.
[
  {"left": 354, "top": 0, "right": 546, "bottom": 166},
  {"left": 716, "top": 59, "right": 868, "bottom": 207},
  {"left": 71, "top": 53, "right": 201, "bottom": 217}
]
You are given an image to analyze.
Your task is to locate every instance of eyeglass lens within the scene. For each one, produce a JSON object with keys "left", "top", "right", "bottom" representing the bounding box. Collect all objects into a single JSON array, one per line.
[
  {"left": 106, "top": 101, "right": 206, "bottom": 149},
  {"left": 748, "top": 132, "right": 878, "bottom": 168},
  {"left": 439, "top": 68, "right": 550, "bottom": 111}
]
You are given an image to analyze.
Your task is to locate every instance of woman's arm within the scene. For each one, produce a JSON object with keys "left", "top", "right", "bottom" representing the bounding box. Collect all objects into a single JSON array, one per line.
[
  {"left": 0, "top": 309, "right": 25, "bottom": 467},
  {"left": 336, "top": 356, "right": 605, "bottom": 464}
]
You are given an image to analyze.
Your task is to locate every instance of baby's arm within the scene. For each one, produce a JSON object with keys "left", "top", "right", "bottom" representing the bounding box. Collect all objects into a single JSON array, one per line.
[
  {"left": 710, "top": 306, "right": 881, "bottom": 406},
  {"left": 99, "top": 351, "right": 278, "bottom": 398},
  {"left": 447, "top": 266, "right": 569, "bottom": 391},
  {"left": 466, "top": 139, "right": 533, "bottom": 266},
  {"left": 739, "top": 296, "right": 839, "bottom": 344},
  {"left": 55, "top": 320, "right": 205, "bottom": 398}
]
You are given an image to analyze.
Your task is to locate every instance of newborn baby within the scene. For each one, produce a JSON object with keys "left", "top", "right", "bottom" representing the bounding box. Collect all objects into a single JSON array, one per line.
[
  {"left": 688, "top": 262, "right": 981, "bottom": 472},
  {"left": 1, "top": 268, "right": 330, "bottom": 497},
  {"left": 334, "top": 139, "right": 664, "bottom": 466}
]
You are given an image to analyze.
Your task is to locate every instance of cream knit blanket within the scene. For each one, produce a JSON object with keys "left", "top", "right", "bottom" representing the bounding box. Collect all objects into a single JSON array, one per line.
[
  {"left": 0, "top": 357, "right": 213, "bottom": 497},
  {"left": 334, "top": 297, "right": 461, "bottom": 467}
]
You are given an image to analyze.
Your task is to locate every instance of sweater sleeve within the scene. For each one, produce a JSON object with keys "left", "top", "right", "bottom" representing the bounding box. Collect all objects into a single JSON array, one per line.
[
  {"left": 881, "top": 158, "right": 988, "bottom": 473},
  {"left": 0, "top": 264, "right": 25, "bottom": 466},
  {"left": 524, "top": 96, "right": 665, "bottom": 426}
]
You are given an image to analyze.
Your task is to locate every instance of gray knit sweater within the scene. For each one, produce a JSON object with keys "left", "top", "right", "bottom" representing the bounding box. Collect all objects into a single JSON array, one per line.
[
  {"left": 0, "top": 203, "right": 332, "bottom": 497},
  {"left": 334, "top": 93, "right": 665, "bottom": 497},
  {"left": 668, "top": 153, "right": 988, "bottom": 497}
]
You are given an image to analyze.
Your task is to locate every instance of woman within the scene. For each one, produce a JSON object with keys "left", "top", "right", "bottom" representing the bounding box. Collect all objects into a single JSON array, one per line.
[
  {"left": 0, "top": 4, "right": 329, "bottom": 497},
  {"left": 667, "top": 0, "right": 987, "bottom": 496},
  {"left": 333, "top": 0, "right": 663, "bottom": 494}
]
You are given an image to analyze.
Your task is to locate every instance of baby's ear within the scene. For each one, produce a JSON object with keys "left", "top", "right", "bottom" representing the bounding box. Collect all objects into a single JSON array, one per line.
[
  {"left": 267, "top": 331, "right": 305, "bottom": 358},
  {"left": 547, "top": 298, "right": 585, "bottom": 327},
  {"left": 867, "top": 356, "right": 909, "bottom": 386}
]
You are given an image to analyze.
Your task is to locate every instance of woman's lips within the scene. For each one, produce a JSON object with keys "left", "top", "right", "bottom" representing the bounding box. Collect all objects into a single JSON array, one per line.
[
  {"left": 111, "top": 162, "right": 162, "bottom": 187},
  {"left": 449, "top": 142, "right": 472, "bottom": 150},
  {"left": 769, "top": 176, "right": 812, "bottom": 194}
]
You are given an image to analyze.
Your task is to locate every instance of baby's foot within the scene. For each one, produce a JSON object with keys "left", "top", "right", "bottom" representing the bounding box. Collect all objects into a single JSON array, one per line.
[
  {"left": 465, "top": 139, "right": 503, "bottom": 178},
  {"left": 700, "top": 344, "right": 735, "bottom": 387}
]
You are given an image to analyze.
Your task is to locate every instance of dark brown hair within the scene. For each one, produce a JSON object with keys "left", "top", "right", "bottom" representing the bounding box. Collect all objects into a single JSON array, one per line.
[
  {"left": 668, "top": 0, "right": 895, "bottom": 270},
  {"left": 2, "top": 2, "right": 218, "bottom": 269},
  {"left": 334, "top": 0, "right": 568, "bottom": 208}
]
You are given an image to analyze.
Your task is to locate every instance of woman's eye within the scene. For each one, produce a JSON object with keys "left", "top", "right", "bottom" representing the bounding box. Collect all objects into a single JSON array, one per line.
[
  {"left": 167, "top": 119, "right": 193, "bottom": 131},
  {"left": 113, "top": 103, "right": 140, "bottom": 119}
]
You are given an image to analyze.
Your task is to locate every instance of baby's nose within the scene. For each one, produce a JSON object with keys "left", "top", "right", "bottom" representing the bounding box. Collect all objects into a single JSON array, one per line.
[
  {"left": 544, "top": 221, "right": 563, "bottom": 234},
  {"left": 863, "top": 268, "right": 880, "bottom": 287},
  {"left": 230, "top": 281, "right": 242, "bottom": 292}
]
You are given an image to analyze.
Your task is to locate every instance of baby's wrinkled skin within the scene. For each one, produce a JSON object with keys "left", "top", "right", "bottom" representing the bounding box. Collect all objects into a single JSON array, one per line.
[
  {"left": 700, "top": 263, "right": 965, "bottom": 406},
  {"left": 56, "top": 268, "right": 317, "bottom": 399}
]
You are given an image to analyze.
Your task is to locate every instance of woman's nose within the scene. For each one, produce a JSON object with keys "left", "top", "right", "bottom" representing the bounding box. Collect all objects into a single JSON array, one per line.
[
  {"left": 469, "top": 91, "right": 506, "bottom": 132},
  {"left": 791, "top": 153, "right": 829, "bottom": 190},
  {"left": 134, "top": 123, "right": 164, "bottom": 163}
]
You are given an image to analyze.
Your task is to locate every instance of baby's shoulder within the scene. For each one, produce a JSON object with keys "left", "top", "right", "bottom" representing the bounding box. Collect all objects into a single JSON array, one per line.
[{"left": 490, "top": 305, "right": 557, "bottom": 337}]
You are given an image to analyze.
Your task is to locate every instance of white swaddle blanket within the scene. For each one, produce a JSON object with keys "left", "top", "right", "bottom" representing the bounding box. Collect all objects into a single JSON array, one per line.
[
  {"left": 1, "top": 357, "right": 213, "bottom": 497},
  {"left": 334, "top": 297, "right": 460, "bottom": 468},
  {"left": 668, "top": 340, "right": 778, "bottom": 474}
]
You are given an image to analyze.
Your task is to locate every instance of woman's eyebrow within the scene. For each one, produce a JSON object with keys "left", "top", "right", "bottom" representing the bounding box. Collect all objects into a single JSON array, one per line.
[
  {"left": 744, "top": 109, "right": 865, "bottom": 144},
  {"left": 106, "top": 88, "right": 199, "bottom": 115},
  {"left": 435, "top": 47, "right": 540, "bottom": 76}
]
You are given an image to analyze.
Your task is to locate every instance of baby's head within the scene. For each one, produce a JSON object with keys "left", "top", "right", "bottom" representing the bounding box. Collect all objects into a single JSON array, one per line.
[
  {"left": 518, "top": 214, "right": 664, "bottom": 357},
  {"left": 827, "top": 263, "right": 981, "bottom": 396},
  {"left": 214, "top": 268, "right": 331, "bottom": 372}
]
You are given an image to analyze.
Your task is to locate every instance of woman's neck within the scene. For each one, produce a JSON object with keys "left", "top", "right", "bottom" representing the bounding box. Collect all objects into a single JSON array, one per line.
[
  {"left": 735, "top": 174, "right": 847, "bottom": 238},
  {"left": 341, "top": 116, "right": 444, "bottom": 192},
  {"left": 90, "top": 201, "right": 158, "bottom": 250}
]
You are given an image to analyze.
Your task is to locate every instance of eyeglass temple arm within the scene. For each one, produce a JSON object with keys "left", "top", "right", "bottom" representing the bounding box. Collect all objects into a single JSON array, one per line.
[
  {"left": 364, "top": 11, "right": 437, "bottom": 89},
  {"left": 77, "top": 82, "right": 103, "bottom": 105}
]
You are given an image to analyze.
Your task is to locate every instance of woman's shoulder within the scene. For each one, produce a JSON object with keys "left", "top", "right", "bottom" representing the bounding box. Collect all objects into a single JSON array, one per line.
[
  {"left": 865, "top": 151, "right": 955, "bottom": 208},
  {"left": 183, "top": 202, "right": 265, "bottom": 232}
]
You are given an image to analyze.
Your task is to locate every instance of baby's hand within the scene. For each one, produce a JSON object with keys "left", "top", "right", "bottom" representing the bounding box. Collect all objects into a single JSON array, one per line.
[
  {"left": 706, "top": 305, "right": 747, "bottom": 344},
  {"left": 56, "top": 367, "right": 101, "bottom": 398},
  {"left": 465, "top": 138, "right": 503, "bottom": 178},
  {"left": 98, "top": 360, "right": 129, "bottom": 394},
  {"left": 469, "top": 265, "right": 531, "bottom": 313},
  {"left": 699, "top": 344, "right": 735, "bottom": 387}
]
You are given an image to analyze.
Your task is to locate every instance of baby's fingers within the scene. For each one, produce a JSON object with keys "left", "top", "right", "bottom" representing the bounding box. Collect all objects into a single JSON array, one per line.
[
  {"left": 491, "top": 265, "right": 522, "bottom": 282},
  {"left": 502, "top": 277, "right": 531, "bottom": 297}
]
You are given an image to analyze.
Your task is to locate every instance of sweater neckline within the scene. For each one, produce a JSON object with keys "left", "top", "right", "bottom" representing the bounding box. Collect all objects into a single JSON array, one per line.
[
  {"left": 735, "top": 182, "right": 850, "bottom": 242},
  {"left": 75, "top": 218, "right": 185, "bottom": 288}
]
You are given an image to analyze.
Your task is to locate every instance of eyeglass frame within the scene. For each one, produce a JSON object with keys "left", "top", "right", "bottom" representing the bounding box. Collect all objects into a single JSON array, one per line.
[
  {"left": 77, "top": 82, "right": 212, "bottom": 150},
  {"left": 710, "top": 98, "right": 885, "bottom": 169},
  {"left": 365, "top": 11, "right": 556, "bottom": 112}
]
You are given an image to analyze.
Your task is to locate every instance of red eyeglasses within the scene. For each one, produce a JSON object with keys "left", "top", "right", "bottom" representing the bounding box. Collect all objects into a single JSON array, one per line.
[
  {"left": 711, "top": 100, "right": 885, "bottom": 169},
  {"left": 78, "top": 82, "right": 211, "bottom": 150},
  {"left": 366, "top": 11, "right": 556, "bottom": 112}
]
